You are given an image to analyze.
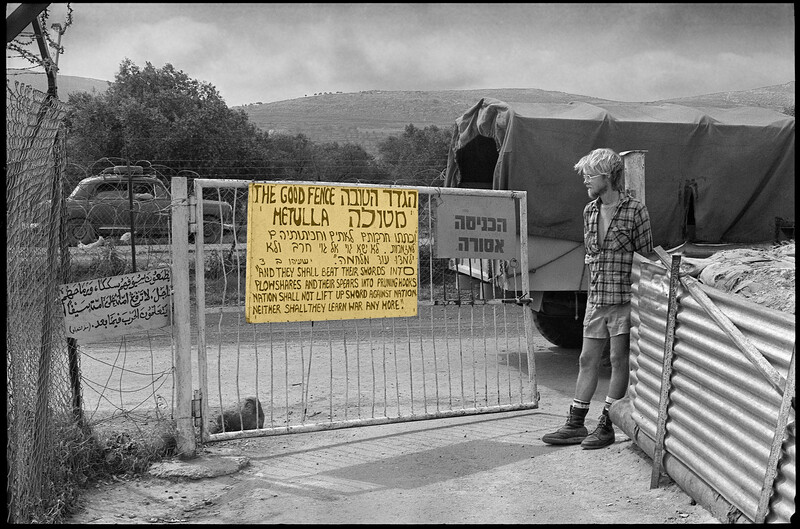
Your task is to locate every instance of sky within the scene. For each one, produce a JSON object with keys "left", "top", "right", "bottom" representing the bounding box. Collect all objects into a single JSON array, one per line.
[{"left": 7, "top": 3, "right": 796, "bottom": 107}]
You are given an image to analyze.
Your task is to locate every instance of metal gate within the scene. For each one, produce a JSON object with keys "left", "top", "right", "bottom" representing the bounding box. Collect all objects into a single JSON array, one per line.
[{"left": 181, "top": 178, "right": 537, "bottom": 442}]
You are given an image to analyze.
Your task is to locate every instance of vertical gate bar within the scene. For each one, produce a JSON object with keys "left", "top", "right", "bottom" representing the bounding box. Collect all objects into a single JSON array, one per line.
[
  {"left": 755, "top": 347, "right": 795, "bottom": 522},
  {"left": 306, "top": 324, "right": 315, "bottom": 423},
  {"left": 192, "top": 180, "right": 210, "bottom": 442},
  {"left": 283, "top": 328, "right": 289, "bottom": 426},
  {"left": 382, "top": 319, "right": 388, "bottom": 417},
  {"left": 234, "top": 274, "right": 242, "bottom": 431},
  {"left": 483, "top": 303, "right": 488, "bottom": 405},
  {"left": 480, "top": 259, "right": 487, "bottom": 405},
  {"left": 252, "top": 322, "right": 259, "bottom": 427},
  {"left": 393, "top": 318, "right": 400, "bottom": 415},
  {"left": 445, "top": 304, "right": 452, "bottom": 408},
  {"left": 170, "top": 176, "right": 196, "bottom": 456},
  {"left": 431, "top": 305, "right": 440, "bottom": 412},
  {"left": 469, "top": 260, "right": 477, "bottom": 408},
  {"left": 427, "top": 196, "right": 434, "bottom": 301},
  {"left": 406, "top": 317, "right": 414, "bottom": 415},
  {"left": 329, "top": 321, "right": 335, "bottom": 422},
  {"left": 369, "top": 317, "right": 376, "bottom": 418},
  {"left": 516, "top": 305, "right": 524, "bottom": 403},
  {"left": 418, "top": 309, "right": 427, "bottom": 414},
  {"left": 233, "top": 190, "right": 255, "bottom": 422},
  {"left": 342, "top": 320, "right": 349, "bottom": 421},
  {"left": 269, "top": 323, "right": 274, "bottom": 428},
  {"left": 470, "top": 297, "right": 476, "bottom": 407},
  {"left": 298, "top": 327, "right": 306, "bottom": 424},
  {"left": 503, "top": 301, "right": 511, "bottom": 401},
  {"left": 355, "top": 320, "right": 362, "bottom": 418},
  {"left": 650, "top": 254, "right": 682, "bottom": 489},
  {"left": 458, "top": 303, "right": 465, "bottom": 408},
  {"left": 215, "top": 318, "right": 224, "bottom": 431},
  {"left": 517, "top": 192, "right": 536, "bottom": 404},
  {"left": 493, "top": 305, "right": 500, "bottom": 405}
]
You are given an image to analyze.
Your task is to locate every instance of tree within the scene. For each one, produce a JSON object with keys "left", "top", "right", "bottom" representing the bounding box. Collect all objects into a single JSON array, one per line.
[
  {"left": 376, "top": 124, "right": 451, "bottom": 186},
  {"left": 310, "top": 142, "right": 388, "bottom": 183},
  {"left": 65, "top": 59, "right": 266, "bottom": 178}
]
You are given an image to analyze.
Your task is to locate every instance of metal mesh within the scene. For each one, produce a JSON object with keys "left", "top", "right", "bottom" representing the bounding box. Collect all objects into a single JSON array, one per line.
[
  {"left": 189, "top": 180, "right": 537, "bottom": 441},
  {"left": 6, "top": 80, "right": 77, "bottom": 523}
]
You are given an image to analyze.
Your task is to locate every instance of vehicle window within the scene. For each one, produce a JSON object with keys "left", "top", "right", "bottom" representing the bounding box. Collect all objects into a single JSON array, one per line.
[
  {"left": 132, "top": 183, "right": 155, "bottom": 196},
  {"left": 153, "top": 182, "right": 169, "bottom": 199},
  {"left": 68, "top": 181, "right": 91, "bottom": 199},
  {"left": 93, "top": 182, "right": 128, "bottom": 199}
]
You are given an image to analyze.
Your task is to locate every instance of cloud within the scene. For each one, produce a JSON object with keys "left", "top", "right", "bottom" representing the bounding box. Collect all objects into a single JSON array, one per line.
[{"left": 11, "top": 3, "right": 793, "bottom": 106}]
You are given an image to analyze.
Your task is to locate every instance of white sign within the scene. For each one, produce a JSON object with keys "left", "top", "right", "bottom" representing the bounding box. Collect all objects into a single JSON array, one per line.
[
  {"left": 59, "top": 268, "right": 171, "bottom": 343},
  {"left": 434, "top": 195, "right": 518, "bottom": 258}
]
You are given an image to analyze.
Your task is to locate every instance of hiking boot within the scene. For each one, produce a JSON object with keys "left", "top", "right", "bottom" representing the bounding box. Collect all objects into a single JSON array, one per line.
[
  {"left": 581, "top": 409, "right": 615, "bottom": 450},
  {"left": 542, "top": 405, "right": 589, "bottom": 445}
]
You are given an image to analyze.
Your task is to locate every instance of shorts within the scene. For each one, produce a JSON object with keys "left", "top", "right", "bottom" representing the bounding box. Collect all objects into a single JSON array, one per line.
[{"left": 583, "top": 302, "right": 631, "bottom": 339}]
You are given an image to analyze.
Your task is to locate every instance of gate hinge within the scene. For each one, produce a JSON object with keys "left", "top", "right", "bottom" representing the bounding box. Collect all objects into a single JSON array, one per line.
[
  {"left": 192, "top": 389, "right": 203, "bottom": 425},
  {"left": 188, "top": 194, "right": 198, "bottom": 233}
]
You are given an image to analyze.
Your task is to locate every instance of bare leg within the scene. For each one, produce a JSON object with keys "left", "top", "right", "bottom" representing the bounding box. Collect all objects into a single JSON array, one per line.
[
  {"left": 574, "top": 336, "right": 608, "bottom": 402},
  {"left": 607, "top": 333, "right": 630, "bottom": 399}
]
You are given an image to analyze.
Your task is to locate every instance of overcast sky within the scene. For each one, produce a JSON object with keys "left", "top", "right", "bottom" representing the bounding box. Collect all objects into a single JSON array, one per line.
[{"left": 7, "top": 3, "right": 796, "bottom": 107}]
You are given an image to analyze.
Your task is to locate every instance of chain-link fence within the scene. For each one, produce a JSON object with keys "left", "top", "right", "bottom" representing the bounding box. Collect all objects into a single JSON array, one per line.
[
  {"left": 6, "top": 77, "right": 455, "bottom": 520},
  {"left": 6, "top": 80, "right": 81, "bottom": 523},
  {"left": 6, "top": 81, "right": 183, "bottom": 523}
]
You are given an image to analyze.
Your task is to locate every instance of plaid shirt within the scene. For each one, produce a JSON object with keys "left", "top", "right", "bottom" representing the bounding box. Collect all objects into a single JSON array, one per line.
[{"left": 583, "top": 193, "right": 653, "bottom": 306}]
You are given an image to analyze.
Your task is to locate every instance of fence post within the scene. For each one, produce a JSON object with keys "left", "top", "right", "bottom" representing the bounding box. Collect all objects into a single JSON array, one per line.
[
  {"left": 755, "top": 347, "right": 795, "bottom": 522},
  {"left": 171, "top": 177, "right": 196, "bottom": 457},
  {"left": 650, "top": 253, "right": 681, "bottom": 488}
]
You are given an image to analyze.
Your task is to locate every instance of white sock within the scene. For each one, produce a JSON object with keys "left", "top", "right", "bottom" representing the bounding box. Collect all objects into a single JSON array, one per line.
[{"left": 572, "top": 399, "right": 591, "bottom": 410}]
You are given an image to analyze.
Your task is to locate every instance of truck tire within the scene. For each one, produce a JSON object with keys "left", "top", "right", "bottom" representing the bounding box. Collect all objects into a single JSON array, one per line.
[{"left": 532, "top": 311, "right": 583, "bottom": 348}]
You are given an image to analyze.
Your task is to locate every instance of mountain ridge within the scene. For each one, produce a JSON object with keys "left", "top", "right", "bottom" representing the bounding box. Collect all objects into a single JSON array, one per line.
[
  {"left": 7, "top": 71, "right": 793, "bottom": 155},
  {"left": 235, "top": 83, "right": 794, "bottom": 154}
]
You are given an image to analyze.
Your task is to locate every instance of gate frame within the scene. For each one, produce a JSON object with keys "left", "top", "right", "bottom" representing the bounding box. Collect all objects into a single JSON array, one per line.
[{"left": 172, "top": 178, "right": 534, "bottom": 445}]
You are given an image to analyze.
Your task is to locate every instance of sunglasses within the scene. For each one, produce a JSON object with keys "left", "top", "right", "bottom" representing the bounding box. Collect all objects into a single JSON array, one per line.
[{"left": 582, "top": 173, "right": 608, "bottom": 182}]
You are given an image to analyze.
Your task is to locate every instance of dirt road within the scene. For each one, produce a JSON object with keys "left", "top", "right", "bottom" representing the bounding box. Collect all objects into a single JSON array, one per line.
[{"left": 67, "top": 325, "right": 719, "bottom": 524}]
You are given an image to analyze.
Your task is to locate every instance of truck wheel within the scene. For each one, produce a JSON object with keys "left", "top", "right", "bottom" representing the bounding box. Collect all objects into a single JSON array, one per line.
[
  {"left": 532, "top": 311, "right": 583, "bottom": 348},
  {"left": 66, "top": 218, "right": 97, "bottom": 246}
]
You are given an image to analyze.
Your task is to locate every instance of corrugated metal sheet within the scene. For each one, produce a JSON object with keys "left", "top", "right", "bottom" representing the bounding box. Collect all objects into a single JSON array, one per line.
[{"left": 630, "top": 254, "right": 795, "bottom": 523}]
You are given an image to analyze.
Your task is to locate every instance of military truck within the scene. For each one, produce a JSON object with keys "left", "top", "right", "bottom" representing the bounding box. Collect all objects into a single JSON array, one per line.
[{"left": 444, "top": 98, "right": 794, "bottom": 347}]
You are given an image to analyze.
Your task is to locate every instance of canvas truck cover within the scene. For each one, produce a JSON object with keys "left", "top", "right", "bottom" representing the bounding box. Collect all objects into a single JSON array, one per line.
[{"left": 444, "top": 98, "right": 795, "bottom": 247}]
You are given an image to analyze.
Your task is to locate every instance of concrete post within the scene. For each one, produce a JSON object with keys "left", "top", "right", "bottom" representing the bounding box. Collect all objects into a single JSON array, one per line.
[{"left": 170, "top": 177, "right": 196, "bottom": 458}]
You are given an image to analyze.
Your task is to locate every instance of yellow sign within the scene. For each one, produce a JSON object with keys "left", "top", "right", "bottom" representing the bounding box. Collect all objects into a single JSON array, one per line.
[{"left": 246, "top": 183, "right": 418, "bottom": 323}]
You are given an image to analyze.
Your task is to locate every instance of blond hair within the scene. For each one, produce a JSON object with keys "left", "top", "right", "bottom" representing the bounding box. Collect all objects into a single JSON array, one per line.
[{"left": 573, "top": 148, "right": 624, "bottom": 191}]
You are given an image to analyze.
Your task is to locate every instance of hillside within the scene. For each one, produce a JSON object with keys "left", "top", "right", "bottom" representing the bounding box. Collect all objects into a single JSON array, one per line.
[
  {"left": 6, "top": 71, "right": 110, "bottom": 99},
  {"left": 237, "top": 88, "right": 611, "bottom": 154},
  {"left": 657, "top": 81, "right": 795, "bottom": 111},
  {"left": 7, "top": 70, "right": 793, "bottom": 156},
  {"left": 237, "top": 84, "right": 795, "bottom": 155}
]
